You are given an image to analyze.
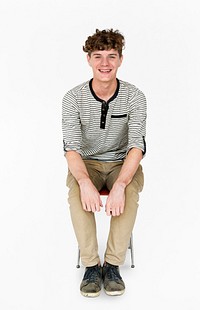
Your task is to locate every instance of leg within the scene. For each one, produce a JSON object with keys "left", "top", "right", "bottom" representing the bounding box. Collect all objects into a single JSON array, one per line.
[
  {"left": 67, "top": 161, "right": 104, "bottom": 267},
  {"left": 104, "top": 164, "right": 144, "bottom": 266}
]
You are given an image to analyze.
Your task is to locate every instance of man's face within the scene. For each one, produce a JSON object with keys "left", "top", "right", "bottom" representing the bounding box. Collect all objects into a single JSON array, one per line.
[{"left": 87, "top": 49, "right": 123, "bottom": 82}]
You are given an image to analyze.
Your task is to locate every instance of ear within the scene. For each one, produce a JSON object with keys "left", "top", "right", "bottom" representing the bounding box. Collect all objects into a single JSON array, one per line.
[
  {"left": 119, "top": 55, "right": 123, "bottom": 67},
  {"left": 87, "top": 54, "right": 91, "bottom": 66}
]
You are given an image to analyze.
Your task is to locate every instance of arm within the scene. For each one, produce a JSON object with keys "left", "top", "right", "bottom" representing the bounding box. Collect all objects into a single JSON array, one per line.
[
  {"left": 63, "top": 92, "right": 102, "bottom": 212},
  {"left": 105, "top": 147, "right": 143, "bottom": 216},
  {"left": 66, "top": 151, "right": 103, "bottom": 212},
  {"left": 105, "top": 88, "right": 147, "bottom": 216}
]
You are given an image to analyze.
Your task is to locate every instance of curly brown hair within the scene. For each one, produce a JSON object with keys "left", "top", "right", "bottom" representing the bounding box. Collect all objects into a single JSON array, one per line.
[{"left": 83, "top": 29, "right": 125, "bottom": 57}]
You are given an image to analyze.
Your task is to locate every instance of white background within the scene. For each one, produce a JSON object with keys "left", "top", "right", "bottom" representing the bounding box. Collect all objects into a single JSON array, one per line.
[{"left": 0, "top": 0, "right": 200, "bottom": 309}]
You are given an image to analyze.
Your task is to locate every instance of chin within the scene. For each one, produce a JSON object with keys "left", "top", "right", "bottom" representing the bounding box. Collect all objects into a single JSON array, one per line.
[{"left": 98, "top": 75, "right": 113, "bottom": 82}]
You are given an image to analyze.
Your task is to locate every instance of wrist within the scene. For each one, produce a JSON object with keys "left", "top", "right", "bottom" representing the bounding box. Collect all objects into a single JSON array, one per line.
[
  {"left": 78, "top": 177, "right": 92, "bottom": 187},
  {"left": 113, "top": 180, "right": 126, "bottom": 190}
]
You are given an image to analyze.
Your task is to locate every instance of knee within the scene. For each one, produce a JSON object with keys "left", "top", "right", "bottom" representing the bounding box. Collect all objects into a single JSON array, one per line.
[
  {"left": 130, "top": 165, "right": 144, "bottom": 193},
  {"left": 66, "top": 172, "right": 81, "bottom": 200}
]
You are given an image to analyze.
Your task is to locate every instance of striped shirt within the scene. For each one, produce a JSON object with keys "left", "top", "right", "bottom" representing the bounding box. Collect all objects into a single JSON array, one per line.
[{"left": 62, "top": 78, "right": 147, "bottom": 161}]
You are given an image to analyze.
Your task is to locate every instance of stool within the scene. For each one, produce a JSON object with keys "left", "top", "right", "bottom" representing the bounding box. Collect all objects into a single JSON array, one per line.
[{"left": 76, "top": 187, "right": 135, "bottom": 268}]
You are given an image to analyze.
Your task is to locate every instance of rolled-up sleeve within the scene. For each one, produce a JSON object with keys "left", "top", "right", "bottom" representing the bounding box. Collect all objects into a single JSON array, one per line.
[
  {"left": 62, "top": 91, "right": 82, "bottom": 155},
  {"left": 128, "top": 89, "right": 147, "bottom": 155}
]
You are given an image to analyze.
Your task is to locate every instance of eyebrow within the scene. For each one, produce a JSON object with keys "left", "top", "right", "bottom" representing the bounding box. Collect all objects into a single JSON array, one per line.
[{"left": 92, "top": 53, "right": 118, "bottom": 56}]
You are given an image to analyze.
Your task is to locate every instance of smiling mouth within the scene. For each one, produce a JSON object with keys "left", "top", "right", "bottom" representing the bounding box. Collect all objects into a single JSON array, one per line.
[{"left": 99, "top": 69, "right": 112, "bottom": 73}]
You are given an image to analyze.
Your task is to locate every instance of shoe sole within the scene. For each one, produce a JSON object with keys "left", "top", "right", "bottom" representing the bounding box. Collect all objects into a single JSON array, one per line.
[
  {"left": 81, "top": 291, "right": 101, "bottom": 298},
  {"left": 104, "top": 289, "right": 125, "bottom": 296}
]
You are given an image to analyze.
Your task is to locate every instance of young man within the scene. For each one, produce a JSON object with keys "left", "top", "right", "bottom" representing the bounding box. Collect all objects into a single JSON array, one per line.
[{"left": 62, "top": 29, "right": 147, "bottom": 297}]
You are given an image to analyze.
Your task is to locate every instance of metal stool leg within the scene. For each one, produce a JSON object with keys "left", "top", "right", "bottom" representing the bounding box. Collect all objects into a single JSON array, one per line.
[
  {"left": 129, "top": 233, "right": 135, "bottom": 268},
  {"left": 76, "top": 247, "right": 80, "bottom": 268}
]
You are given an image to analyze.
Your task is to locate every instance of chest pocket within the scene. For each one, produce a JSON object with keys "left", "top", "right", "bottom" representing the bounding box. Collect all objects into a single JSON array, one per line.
[
  {"left": 110, "top": 113, "right": 128, "bottom": 136},
  {"left": 111, "top": 114, "right": 127, "bottom": 119}
]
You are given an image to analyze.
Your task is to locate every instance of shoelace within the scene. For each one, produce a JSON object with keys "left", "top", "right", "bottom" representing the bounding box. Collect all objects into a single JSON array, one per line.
[
  {"left": 83, "top": 266, "right": 101, "bottom": 283},
  {"left": 105, "top": 265, "right": 122, "bottom": 281}
]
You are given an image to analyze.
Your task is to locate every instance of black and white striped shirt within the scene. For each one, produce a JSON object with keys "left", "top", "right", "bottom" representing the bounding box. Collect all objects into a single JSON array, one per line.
[{"left": 62, "top": 79, "right": 147, "bottom": 161}]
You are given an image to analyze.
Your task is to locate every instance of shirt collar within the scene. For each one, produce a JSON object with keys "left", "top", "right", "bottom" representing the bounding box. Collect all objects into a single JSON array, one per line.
[{"left": 89, "top": 78, "right": 120, "bottom": 103}]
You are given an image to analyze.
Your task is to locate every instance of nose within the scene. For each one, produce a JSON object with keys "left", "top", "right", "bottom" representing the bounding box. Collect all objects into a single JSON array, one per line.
[{"left": 100, "top": 57, "right": 109, "bottom": 66}]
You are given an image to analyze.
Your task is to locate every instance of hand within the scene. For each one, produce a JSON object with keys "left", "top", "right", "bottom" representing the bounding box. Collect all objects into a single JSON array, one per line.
[
  {"left": 105, "top": 183, "right": 125, "bottom": 216},
  {"left": 79, "top": 179, "right": 103, "bottom": 213}
]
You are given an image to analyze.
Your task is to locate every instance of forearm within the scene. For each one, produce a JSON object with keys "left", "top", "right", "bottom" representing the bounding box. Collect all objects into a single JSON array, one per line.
[
  {"left": 65, "top": 151, "right": 90, "bottom": 185},
  {"left": 114, "top": 148, "right": 143, "bottom": 189},
  {"left": 65, "top": 150, "right": 102, "bottom": 212},
  {"left": 105, "top": 148, "right": 142, "bottom": 216}
]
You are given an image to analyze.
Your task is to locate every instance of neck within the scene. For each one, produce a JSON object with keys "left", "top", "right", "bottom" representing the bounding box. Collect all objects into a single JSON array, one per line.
[{"left": 92, "top": 78, "right": 118, "bottom": 102}]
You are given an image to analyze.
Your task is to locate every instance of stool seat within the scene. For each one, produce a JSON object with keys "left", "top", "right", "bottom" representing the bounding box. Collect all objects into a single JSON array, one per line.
[{"left": 99, "top": 187, "right": 110, "bottom": 195}]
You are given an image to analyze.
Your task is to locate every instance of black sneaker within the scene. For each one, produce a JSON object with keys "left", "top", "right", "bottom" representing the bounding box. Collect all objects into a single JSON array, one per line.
[
  {"left": 102, "top": 262, "right": 125, "bottom": 296},
  {"left": 80, "top": 264, "right": 102, "bottom": 297}
]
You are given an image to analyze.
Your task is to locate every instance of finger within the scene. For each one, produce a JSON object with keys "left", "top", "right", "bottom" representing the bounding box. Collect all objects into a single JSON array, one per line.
[
  {"left": 94, "top": 203, "right": 100, "bottom": 212},
  {"left": 97, "top": 203, "right": 102, "bottom": 212},
  {"left": 111, "top": 207, "right": 120, "bottom": 217},
  {"left": 90, "top": 204, "right": 96, "bottom": 213},
  {"left": 82, "top": 200, "right": 91, "bottom": 212},
  {"left": 82, "top": 203, "right": 87, "bottom": 211},
  {"left": 115, "top": 208, "right": 120, "bottom": 216},
  {"left": 120, "top": 207, "right": 124, "bottom": 214},
  {"left": 86, "top": 204, "right": 92, "bottom": 212},
  {"left": 111, "top": 208, "right": 116, "bottom": 216},
  {"left": 106, "top": 205, "right": 112, "bottom": 216}
]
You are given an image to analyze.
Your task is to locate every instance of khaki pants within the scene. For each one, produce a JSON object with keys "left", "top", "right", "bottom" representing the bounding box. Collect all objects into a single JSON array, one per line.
[{"left": 66, "top": 159, "right": 144, "bottom": 267}]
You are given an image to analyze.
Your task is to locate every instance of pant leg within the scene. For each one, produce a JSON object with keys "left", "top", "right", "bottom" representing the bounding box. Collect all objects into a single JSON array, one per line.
[
  {"left": 104, "top": 164, "right": 144, "bottom": 266},
  {"left": 66, "top": 160, "right": 105, "bottom": 267}
]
